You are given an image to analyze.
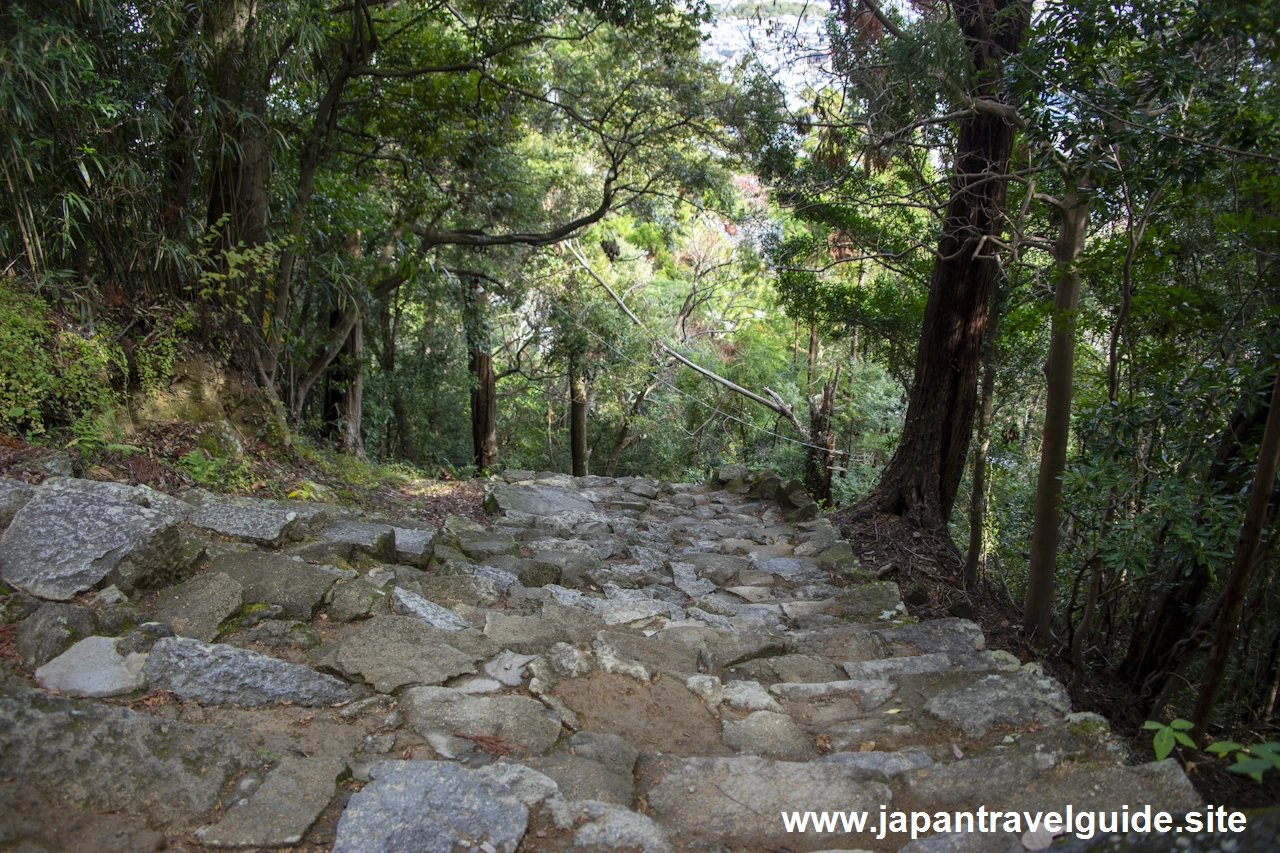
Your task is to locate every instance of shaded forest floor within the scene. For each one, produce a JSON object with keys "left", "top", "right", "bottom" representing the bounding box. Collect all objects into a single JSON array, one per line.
[
  {"left": 0, "top": 424, "right": 488, "bottom": 528},
  {"left": 835, "top": 508, "right": 1280, "bottom": 810}
]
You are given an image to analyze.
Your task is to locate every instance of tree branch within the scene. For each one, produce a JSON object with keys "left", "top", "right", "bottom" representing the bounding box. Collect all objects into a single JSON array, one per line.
[
  {"left": 570, "top": 242, "right": 811, "bottom": 440},
  {"left": 858, "top": 0, "right": 908, "bottom": 41}
]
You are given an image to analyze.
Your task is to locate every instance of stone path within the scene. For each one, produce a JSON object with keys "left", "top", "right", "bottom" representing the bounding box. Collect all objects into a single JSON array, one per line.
[{"left": 0, "top": 469, "right": 1231, "bottom": 852}]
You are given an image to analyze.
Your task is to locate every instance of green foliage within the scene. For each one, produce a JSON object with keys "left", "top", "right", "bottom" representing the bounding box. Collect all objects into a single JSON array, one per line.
[
  {"left": 723, "top": 1, "right": 818, "bottom": 20},
  {"left": 0, "top": 279, "right": 126, "bottom": 441},
  {"left": 1143, "top": 719, "right": 1197, "bottom": 761},
  {"left": 1205, "top": 740, "right": 1280, "bottom": 783},
  {"left": 829, "top": 363, "right": 904, "bottom": 505},
  {"left": 178, "top": 448, "right": 252, "bottom": 491},
  {"left": 134, "top": 306, "right": 195, "bottom": 392}
]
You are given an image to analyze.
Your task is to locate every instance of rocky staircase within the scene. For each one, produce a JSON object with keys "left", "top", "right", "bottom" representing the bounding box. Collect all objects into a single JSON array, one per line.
[{"left": 0, "top": 468, "right": 1211, "bottom": 852}]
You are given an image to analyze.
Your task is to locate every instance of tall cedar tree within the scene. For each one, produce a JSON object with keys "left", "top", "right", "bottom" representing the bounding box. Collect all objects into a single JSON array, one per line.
[{"left": 853, "top": 0, "right": 1031, "bottom": 532}]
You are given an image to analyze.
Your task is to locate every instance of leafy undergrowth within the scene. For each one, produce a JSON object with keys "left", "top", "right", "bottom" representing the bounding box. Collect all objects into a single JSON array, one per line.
[{"left": 0, "top": 422, "right": 487, "bottom": 528}]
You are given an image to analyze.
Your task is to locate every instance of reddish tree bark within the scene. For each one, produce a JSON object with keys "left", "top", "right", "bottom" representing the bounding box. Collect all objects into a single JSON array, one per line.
[
  {"left": 465, "top": 283, "right": 498, "bottom": 472},
  {"left": 569, "top": 357, "right": 588, "bottom": 477},
  {"left": 853, "top": 0, "right": 1032, "bottom": 532}
]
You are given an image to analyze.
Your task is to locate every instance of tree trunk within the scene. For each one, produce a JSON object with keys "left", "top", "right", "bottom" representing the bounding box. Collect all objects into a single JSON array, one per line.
[
  {"left": 471, "top": 349, "right": 498, "bottom": 472},
  {"left": 806, "top": 368, "right": 841, "bottom": 505},
  {"left": 340, "top": 316, "right": 364, "bottom": 456},
  {"left": 853, "top": 0, "right": 1031, "bottom": 532},
  {"left": 266, "top": 45, "right": 366, "bottom": 380},
  {"left": 323, "top": 308, "right": 361, "bottom": 445},
  {"left": 158, "top": 2, "right": 201, "bottom": 291},
  {"left": 569, "top": 358, "right": 588, "bottom": 477},
  {"left": 1191, "top": 360, "right": 1280, "bottom": 743},
  {"left": 465, "top": 284, "right": 498, "bottom": 472},
  {"left": 963, "top": 289, "right": 1001, "bottom": 589},
  {"left": 377, "top": 295, "right": 407, "bottom": 458},
  {"left": 205, "top": 0, "right": 268, "bottom": 259},
  {"left": 1024, "top": 189, "right": 1090, "bottom": 642}
]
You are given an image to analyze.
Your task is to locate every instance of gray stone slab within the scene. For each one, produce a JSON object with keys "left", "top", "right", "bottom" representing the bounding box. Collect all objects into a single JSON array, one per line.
[
  {"left": 924, "top": 669, "right": 1072, "bottom": 737},
  {"left": 390, "top": 586, "right": 471, "bottom": 630},
  {"left": 722, "top": 710, "right": 817, "bottom": 761},
  {"left": 642, "top": 754, "right": 890, "bottom": 847},
  {"left": 153, "top": 571, "right": 243, "bottom": 641},
  {"left": 188, "top": 501, "right": 307, "bottom": 546},
  {"left": 34, "top": 635, "right": 147, "bottom": 697},
  {"left": 15, "top": 601, "right": 96, "bottom": 667},
  {"left": 320, "top": 520, "right": 395, "bottom": 559},
  {"left": 524, "top": 753, "right": 633, "bottom": 806},
  {"left": 818, "top": 748, "right": 935, "bottom": 780},
  {"left": 486, "top": 484, "right": 595, "bottom": 517},
  {"left": 732, "top": 653, "right": 845, "bottom": 684},
  {"left": 334, "top": 616, "right": 491, "bottom": 693},
  {"left": 456, "top": 531, "right": 520, "bottom": 561},
  {"left": 670, "top": 562, "right": 718, "bottom": 598},
  {"left": 770, "top": 678, "right": 897, "bottom": 709},
  {"left": 873, "top": 617, "right": 986, "bottom": 654},
  {"left": 483, "top": 611, "right": 573, "bottom": 654},
  {"left": 0, "top": 478, "right": 187, "bottom": 599},
  {"left": 146, "top": 636, "right": 353, "bottom": 707},
  {"left": 0, "top": 685, "right": 253, "bottom": 830},
  {"left": 842, "top": 650, "right": 1021, "bottom": 681},
  {"left": 401, "top": 686, "right": 561, "bottom": 757},
  {"left": 0, "top": 477, "right": 35, "bottom": 528},
  {"left": 484, "top": 650, "right": 538, "bottom": 686},
  {"left": 198, "top": 756, "right": 346, "bottom": 847},
  {"left": 211, "top": 551, "right": 338, "bottom": 619},
  {"left": 327, "top": 578, "right": 385, "bottom": 622},
  {"left": 391, "top": 527, "right": 435, "bottom": 567},
  {"left": 594, "top": 630, "right": 703, "bottom": 678},
  {"left": 839, "top": 581, "right": 905, "bottom": 620},
  {"left": 333, "top": 760, "right": 528, "bottom": 853},
  {"left": 567, "top": 731, "right": 639, "bottom": 777}
]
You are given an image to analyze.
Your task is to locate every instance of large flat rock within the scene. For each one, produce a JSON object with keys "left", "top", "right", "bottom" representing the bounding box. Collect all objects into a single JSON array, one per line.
[
  {"left": 15, "top": 601, "right": 97, "bottom": 667},
  {"left": 33, "top": 635, "right": 147, "bottom": 697},
  {"left": 146, "top": 636, "right": 354, "bottom": 707},
  {"left": 523, "top": 753, "right": 633, "bottom": 806},
  {"left": 843, "top": 650, "right": 1021, "bottom": 680},
  {"left": 641, "top": 754, "right": 890, "bottom": 847},
  {"left": 188, "top": 501, "right": 308, "bottom": 546},
  {"left": 390, "top": 586, "right": 472, "bottom": 630},
  {"left": 0, "top": 478, "right": 189, "bottom": 600},
  {"left": 486, "top": 484, "right": 596, "bottom": 517},
  {"left": 873, "top": 617, "right": 985, "bottom": 655},
  {"left": 391, "top": 526, "right": 435, "bottom": 567},
  {"left": 900, "top": 754, "right": 1201, "bottom": 815},
  {"left": 0, "top": 781, "right": 166, "bottom": 853},
  {"left": 333, "top": 760, "right": 528, "bottom": 853},
  {"left": 333, "top": 615, "right": 494, "bottom": 693},
  {"left": 400, "top": 686, "right": 562, "bottom": 757},
  {"left": 923, "top": 668, "right": 1071, "bottom": 737},
  {"left": 320, "top": 520, "right": 395, "bottom": 559},
  {"left": 0, "top": 685, "right": 253, "bottom": 830},
  {"left": 152, "top": 571, "right": 243, "bottom": 641},
  {"left": 0, "top": 477, "right": 35, "bottom": 528},
  {"left": 210, "top": 551, "right": 339, "bottom": 619},
  {"left": 198, "top": 755, "right": 346, "bottom": 847}
]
